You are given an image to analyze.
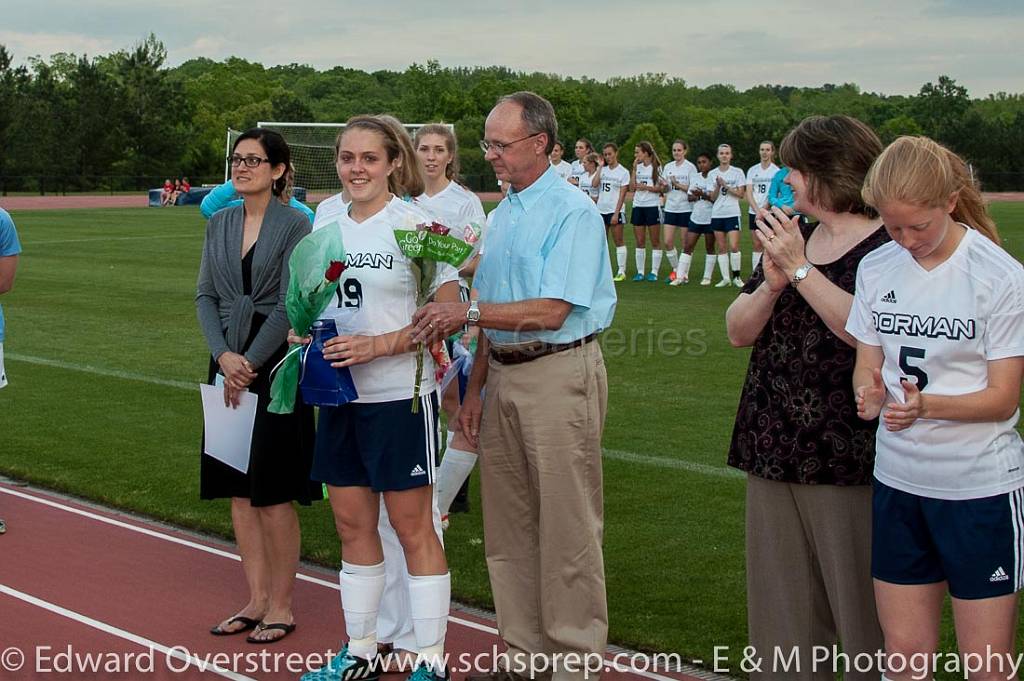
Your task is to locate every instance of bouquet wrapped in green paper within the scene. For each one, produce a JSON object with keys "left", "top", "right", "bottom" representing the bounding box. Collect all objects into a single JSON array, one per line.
[
  {"left": 268, "top": 224, "right": 346, "bottom": 414},
  {"left": 392, "top": 217, "right": 482, "bottom": 413}
]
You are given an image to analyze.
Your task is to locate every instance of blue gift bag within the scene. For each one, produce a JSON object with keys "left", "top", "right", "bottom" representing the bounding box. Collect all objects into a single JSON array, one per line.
[{"left": 299, "top": 318, "right": 359, "bottom": 407}]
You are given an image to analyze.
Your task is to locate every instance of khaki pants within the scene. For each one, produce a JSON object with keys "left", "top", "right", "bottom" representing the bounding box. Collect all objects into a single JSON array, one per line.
[
  {"left": 479, "top": 341, "right": 608, "bottom": 681},
  {"left": 745, "top": 474, "right": 884, "bottom": 681}
]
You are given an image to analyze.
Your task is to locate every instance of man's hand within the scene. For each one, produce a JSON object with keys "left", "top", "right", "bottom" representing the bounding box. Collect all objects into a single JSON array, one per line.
[
  {"left": 411, "top": 302, "right": 470, "bottom": 343},
  {"left": 459, "top": 392, "right": 483, "bottom": 448}
]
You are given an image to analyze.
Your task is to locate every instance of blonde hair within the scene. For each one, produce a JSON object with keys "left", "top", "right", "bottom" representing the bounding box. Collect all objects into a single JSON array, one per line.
[
  {"left": 280, "top": 164, "right": 295, "bottom": 203},
  {"left": 413, "top": 124, "right": 461, "bottom": 183},
  {"left": 862, "top": 136, "right": 999, "bottom": 245},
  {"left": 336, "top": 114, "right": 425, "bottom": 198},
  {"left": 583, "top": 152, "right": 601, "bottom": 168}
]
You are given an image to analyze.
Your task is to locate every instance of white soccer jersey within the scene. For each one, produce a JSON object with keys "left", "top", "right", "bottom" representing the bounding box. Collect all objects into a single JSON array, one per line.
[
  {"left": 596, "top": 164, "right": 631, "bottom": 214},
  {"left": 582, "top": 172, "right": 600, "bottom": 201},
  {"left": 689, "top": 174, "right": 713, "bottom": 225},
  {"left": 312, "top": 195, "right": 459, "bottom": 403},
  {"left": 417, "top": 181, "right": 485, "bottom": 289},
  {"left": 846, "top": 227, "right": 1024, "bottom": 500},
  {"left": 663, "top": 160, "right": 698, "bottom": 213},
  {"left": 416, "top": 181, "right": 486, "bottom": 232},
  {"left": 632, "top": 162, "right": 662, "bottom": 208},
  {"left": 707, "top": 166, "right": 746, "bottom": 218},
  {"left": 746, "top": 162, "right": 780, "bottom": 214},
  {"left": 570, "top": 159, "right": 590, "bottom": 194},
  {"left": 552, "top": 160, "right": 572, "bottom": 181}
]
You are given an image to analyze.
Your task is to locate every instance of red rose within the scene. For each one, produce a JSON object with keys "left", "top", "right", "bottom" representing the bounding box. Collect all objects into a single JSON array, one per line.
[{"left": 325, "top": 260, "right": 346, "bottom": 282}]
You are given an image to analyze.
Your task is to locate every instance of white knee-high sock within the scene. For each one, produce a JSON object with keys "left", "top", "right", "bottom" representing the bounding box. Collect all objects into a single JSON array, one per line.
[
  {"left": 752, "top": 251, "right": 762, "bottom": 272},
  {"left": 340, "top": 561, "right": 387, "bottom": 659},
  {"left": 676, "top": 252, "right": 692, "bottom": 278},
  {"left": 408, "top": 572, "right": 450, "bottom": 672},
  {"left": 651, "top": 249, "right": 662, "bottom": 275},
  {"left": 666, "top": 248, "right": 679, "bottom": 269},
  {"left": 703, "top": 255, "right": 716, "bottom": 280},
  {"left": 615, "top": 246, "right": 627, "bottom": 274},
  {"left": 635, "top": 248, "right": 646, "bottom": 275},
  {"left": 730, "top": 251, "right": 742, "bottom": 275},
  {"left": 436, "top": 446, "right": 478, "bottom": 516},
  {"left": 717, "top": 254, "right": 730, "bottom": 280}
]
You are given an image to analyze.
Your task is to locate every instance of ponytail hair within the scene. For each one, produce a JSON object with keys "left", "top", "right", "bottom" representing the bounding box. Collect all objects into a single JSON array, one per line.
[
  {"left": 862, "top": 136, "right": 999, "bottom": 245},
  {"left": 337, "top": 114, "right": 425, "bottom": 198},
  {"left": 280, "top": 164, "right": 295, "bottom": 203},
  {"left": 413, "top": 124, "right": 461, "bottom": 183},
  {"left": 638, "top": 140, "right": 661, "bottom": 184}
]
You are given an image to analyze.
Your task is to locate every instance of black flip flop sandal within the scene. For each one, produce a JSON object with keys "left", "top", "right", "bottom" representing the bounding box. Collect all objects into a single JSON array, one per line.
[
  {"left": 246, "top": 622, "right": 296, "bottom": 644},
  {"left": 210, "top": 615, "right": 260, "bottom": 636}
]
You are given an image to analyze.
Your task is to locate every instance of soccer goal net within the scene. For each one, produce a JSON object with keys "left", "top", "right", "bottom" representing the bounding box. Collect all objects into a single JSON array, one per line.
[{"left": 225, "top": 122, "right": 453, "bottom": 197}]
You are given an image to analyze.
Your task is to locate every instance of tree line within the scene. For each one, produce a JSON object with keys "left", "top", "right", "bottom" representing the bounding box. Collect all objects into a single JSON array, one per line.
[{"left": 1, "top": 34, "right": 1022, "bottom": 193}]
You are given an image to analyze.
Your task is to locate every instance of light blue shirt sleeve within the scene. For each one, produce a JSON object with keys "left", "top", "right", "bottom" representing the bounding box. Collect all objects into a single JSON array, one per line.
[
  {"left": 537, "top": 206, "right": 607, "bottom": 310},
  {"left": 200, "top": 180, "right": 314, "bottom": 224},
  {"left": 768, "top": 168, "right": 794, "bottom": 210},
  {"left": 0, "top": 208, "right": 22, "bottom": 343},
  {"left": 290, "top": 197, "right": 315, "bottom": 224},
  {"left": 199, "top": 180, "right": 240, "bottom": 218}
]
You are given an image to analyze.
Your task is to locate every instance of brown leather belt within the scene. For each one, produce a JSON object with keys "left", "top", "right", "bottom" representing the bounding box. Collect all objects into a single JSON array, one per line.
[{"left": 489, "top": 333, "right": 597, "bottom": 365}]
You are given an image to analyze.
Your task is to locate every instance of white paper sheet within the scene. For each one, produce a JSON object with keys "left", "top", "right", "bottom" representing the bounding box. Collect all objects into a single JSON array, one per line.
[{"left": 200, "top": 383, "right": 258, "bottom": 473}]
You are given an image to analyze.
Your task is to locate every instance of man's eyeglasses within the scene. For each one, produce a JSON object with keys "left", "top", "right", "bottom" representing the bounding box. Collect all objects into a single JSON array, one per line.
[
  {"left": 227, "top": 155, "right": 270, "bottom": 168},
  {"left": 479, "top": 133, "right": 541, "bottom": 156}
]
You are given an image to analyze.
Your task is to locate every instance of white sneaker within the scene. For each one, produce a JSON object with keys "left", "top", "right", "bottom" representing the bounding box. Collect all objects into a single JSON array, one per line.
[
  {"left": 669, "top": 277, "right": 684, "bottom": 286},
  {"left": 714, "top": 279, "right": 732, "bottom": 288},
  {"left": 733, "top": 276, "right": 745, "bottom": 287},
  {"left": 700, "top": 277, "right": 712, "bottom": 286}
]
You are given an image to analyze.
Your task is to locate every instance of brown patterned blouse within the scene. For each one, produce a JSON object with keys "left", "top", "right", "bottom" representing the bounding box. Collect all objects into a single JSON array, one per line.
[{"left": 727, "top": 223, "right": 890, "bottom": 486}]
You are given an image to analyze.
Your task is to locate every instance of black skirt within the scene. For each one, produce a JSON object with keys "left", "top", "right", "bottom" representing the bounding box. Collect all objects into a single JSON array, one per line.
[{"left": 200, "top": 312, "right": 322, "bottom": 507}]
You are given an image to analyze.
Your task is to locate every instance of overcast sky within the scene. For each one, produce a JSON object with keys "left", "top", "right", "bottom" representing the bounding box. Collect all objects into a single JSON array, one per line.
[{"left": 1, "top": 0, "right": 1021, "bottom": 97}]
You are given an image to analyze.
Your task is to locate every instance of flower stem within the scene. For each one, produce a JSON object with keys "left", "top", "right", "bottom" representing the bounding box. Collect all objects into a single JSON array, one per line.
[{"left": 411, "top": 343, "right": 423, "bottom": 414}]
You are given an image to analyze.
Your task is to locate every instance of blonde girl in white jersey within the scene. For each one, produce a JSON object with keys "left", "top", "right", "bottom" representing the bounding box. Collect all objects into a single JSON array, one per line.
[
  {"left": 412, "top": 124, "right": 484, "bottom": 530},
  {"left": 569, "top": 137, "right": 595, "bottom": 191},
  {"left": 297, "top": 115, "right": 459, "bottom": 681},
  {"left": 661, "top": 139, "right": 697, "bottom": 284},
  {"left": 849, "top": 136, "right": 1024, "bottom": 681},
  {"left": 630, "top": 140, "right": 666, "bottom": 281}
]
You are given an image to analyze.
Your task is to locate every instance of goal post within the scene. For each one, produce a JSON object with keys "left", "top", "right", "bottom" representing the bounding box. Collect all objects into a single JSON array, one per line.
[{"left": 225, "top": 122, "right": 454, "bottom": 196}]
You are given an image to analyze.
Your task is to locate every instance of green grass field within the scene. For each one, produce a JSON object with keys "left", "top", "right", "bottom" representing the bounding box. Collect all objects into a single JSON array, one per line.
[{"left": 2, "top": 202, "right": 1024, "bottom": 677}]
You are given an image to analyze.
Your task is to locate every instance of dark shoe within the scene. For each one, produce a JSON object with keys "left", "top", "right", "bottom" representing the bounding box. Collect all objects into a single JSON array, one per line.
[
  {"left": 210, "top": 615, "right": 260, "bottom": 636},
  {"left": 245, "top": 621, "right": 295, "bottom": 644}
]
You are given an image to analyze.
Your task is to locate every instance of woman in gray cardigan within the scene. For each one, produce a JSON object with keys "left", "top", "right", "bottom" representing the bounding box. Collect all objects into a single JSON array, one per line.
[{"left": 197, "top": 128, "right": 321, "bottom": 644}]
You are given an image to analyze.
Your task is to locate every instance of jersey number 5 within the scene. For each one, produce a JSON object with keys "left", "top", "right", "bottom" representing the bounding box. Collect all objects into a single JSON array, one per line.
[{"left": 898, "top": 346, "right": 929, "bottom": 391}]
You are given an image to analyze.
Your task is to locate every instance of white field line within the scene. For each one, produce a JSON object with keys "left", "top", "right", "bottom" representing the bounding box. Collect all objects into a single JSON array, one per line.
[
  {"left": 0, "top": 584, "right": 257, "bottom": 681},
  {"left": 7, "top": 354, "right": 740, "bottom": 479},
  {"left": 0, "top": 485, "right": 687, "bottom": 681}
]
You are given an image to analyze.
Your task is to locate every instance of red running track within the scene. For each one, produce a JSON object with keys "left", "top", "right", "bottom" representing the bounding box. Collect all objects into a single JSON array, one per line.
[{"left": 0, "top": 483, "right": 706, "bottom": 681}]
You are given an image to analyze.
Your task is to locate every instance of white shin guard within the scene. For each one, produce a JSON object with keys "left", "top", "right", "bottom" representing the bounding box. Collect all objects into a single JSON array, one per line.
[
  {"left": 408, "top": 572, "right": 451, "bottom": 671},
  {"left": 340, "top": 561, "right": 387, "bottom": 659}
]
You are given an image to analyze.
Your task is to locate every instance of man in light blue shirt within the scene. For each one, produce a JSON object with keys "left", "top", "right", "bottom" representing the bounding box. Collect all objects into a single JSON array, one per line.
[
  {"left": 0, "top": 207, "right": 22, "bottom": 390},
  {"left": 413, "top": 91, "right": 615, "bottom": 681}
]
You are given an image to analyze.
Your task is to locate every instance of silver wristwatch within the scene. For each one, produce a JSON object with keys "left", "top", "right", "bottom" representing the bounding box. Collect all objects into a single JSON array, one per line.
[
  {"left": 466, "top": 300, "right": 481, "bottom": 325},
  {"left": 791, "top": 262, "right": 815, "bottom": 287}
]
